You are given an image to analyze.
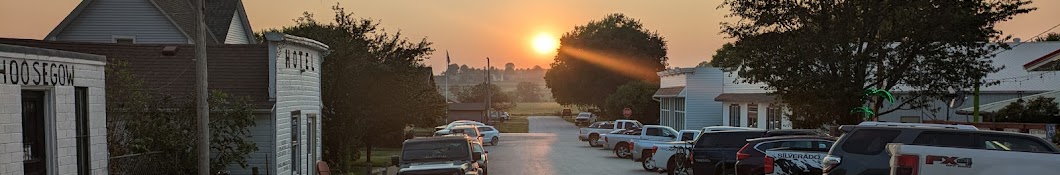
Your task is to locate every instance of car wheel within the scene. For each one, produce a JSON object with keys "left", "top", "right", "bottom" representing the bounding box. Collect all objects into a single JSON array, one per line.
[
  {"left": 642, "top": 155, "right": 657, "bottom": 171},
  {"left": 490, "top": 136, "right": 499, "bottom": 146},
  {"left": 614, "top": 143, "right": 630, "bottom": 158},
  {"left": 588, "top": 135, "right": 600, "bottom": 147}
]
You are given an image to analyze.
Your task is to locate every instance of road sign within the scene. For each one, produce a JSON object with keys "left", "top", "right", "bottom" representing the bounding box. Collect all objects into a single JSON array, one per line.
[{"left": 623, "top": 107, "right": 632, "bottom": 118}]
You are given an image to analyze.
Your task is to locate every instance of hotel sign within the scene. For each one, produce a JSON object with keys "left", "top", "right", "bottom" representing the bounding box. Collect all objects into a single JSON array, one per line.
[{"left": 0, "top": 59, "right": 76, "bottom": 86}]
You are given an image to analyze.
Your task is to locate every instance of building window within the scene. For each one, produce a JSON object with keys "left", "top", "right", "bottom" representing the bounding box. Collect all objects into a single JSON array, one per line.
[
  {"left": 675, "top": 112, "right": 685, "bottom": 130},
  {"left": 748, "top": 103, "right": 759, "bottom": 128},
  {"left": 766, "top": 105, "right": 782, "bottom": 130},
  {"left": 76, "top": 87, "right": 91, "bottom": 174},
  {"left": 729, "top": 104, "right": 740, "bottom": 127}
]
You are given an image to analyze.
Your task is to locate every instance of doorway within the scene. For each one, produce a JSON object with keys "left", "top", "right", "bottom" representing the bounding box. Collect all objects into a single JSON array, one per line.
[{"left": 22, "top": 90, "right": 47, "bottom": 175}]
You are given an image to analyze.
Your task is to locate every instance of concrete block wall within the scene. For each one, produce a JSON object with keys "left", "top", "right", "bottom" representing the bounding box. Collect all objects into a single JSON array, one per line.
[{"left": 0, "top": 84, "right": 24, "bottom": 175}]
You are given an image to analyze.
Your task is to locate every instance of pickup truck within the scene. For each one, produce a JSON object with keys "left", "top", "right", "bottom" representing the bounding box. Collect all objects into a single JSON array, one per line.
[
  {"left": 602, "top": 125, "right": 680, "bottom": 158},
  {"left": 578, "top": 119, "right": 642, "bottom": 147},
  {"left": 883, "top": 133, "right": 1060, "bottom": 175},
  {"left": 632, "top": 129, "right": 701, "bottom": 171}
]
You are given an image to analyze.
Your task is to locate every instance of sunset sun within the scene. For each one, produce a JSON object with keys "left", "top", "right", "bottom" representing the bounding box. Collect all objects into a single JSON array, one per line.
[{"left": 532, "top": 33, "right": 558, "bottom": 54}]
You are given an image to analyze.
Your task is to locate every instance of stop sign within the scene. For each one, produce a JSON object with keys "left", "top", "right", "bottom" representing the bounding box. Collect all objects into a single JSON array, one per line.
[{"left": 623, "top": 107, "right": 632, "bottom": 118}]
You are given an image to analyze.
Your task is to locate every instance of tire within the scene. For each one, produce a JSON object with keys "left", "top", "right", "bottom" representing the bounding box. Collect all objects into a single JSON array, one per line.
[
  {"left": 668, "top": 154, "right": 691, "bottom": 175},
  {"left": 614, "top": 143, "right": 631, "bottom": 158},
  {"left": 490, "top": 136, "right": 499, "bottom": 146},
  {"left": 588, "top": 135, "right": 600, "bottom": 147},
  {"left": 642, "top": 155, "right": 657, "bottom": 171}
]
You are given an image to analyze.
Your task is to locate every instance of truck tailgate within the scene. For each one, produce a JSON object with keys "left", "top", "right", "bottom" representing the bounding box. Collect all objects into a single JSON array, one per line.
[
  {"left": 765, "top": 149, "right": 827, "bottom": 175},
  {"left": 887, "top": 143, "right": 1060, "bottom": 175}
]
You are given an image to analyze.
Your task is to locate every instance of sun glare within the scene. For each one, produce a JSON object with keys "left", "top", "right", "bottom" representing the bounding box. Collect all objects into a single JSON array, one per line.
[{"left": 532, "top": 33, "right": 558, "bottom": 55}]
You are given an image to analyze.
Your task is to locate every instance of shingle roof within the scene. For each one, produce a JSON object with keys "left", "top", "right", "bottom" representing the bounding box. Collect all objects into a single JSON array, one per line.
[
  {"left": 204, "top": 0, "right": 241, "bottom": 41},
  {"left": 0, "top": 38, "right": 272, "bottom": 109},
  {"left": 653, "top": 86, "right": 685, "bottom": 97}
]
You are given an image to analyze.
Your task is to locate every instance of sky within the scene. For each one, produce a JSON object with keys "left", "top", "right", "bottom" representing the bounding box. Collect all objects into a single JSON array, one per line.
[{"left": 2, "top": 0, "right": 1059, "bottom": 74}]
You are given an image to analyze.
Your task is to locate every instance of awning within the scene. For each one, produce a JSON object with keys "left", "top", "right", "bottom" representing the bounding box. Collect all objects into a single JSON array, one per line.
[
  {"left": 714, "top": 93, "right": 776, "bottom": 103},
  {"left": 958, "top": 90, "right": 1060, "bottom": 114},
  {"left": 653, "top": 86, "right": 686, "bottom": 98}
]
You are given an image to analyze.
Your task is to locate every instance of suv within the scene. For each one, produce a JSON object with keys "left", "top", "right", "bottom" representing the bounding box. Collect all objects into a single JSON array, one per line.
[
  {"left": 735, "top": 135, "right": 836, "bottom": 175},
  {"left": 392, "top": 136, "right": 484, "bottom": 175},
  {"left": 818, "top": 123, "right": 983, "bottom": 173},
  {"left": 691, "top": 129, "right": 821, "bottom": 175},
  {"left": 575, "top": 112, "right": 598, "bottom": 126}
]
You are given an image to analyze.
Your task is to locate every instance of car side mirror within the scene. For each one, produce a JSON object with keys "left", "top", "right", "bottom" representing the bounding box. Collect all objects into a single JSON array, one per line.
[
  {"left": 472, "top": 152, "right": 482, "bottom": 161},
  {"left": 390, "top": 155, "right": 400, "bottom": 166}
]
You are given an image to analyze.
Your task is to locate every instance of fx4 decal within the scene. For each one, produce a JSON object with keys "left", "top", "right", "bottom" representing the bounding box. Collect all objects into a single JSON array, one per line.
[{"left": 926, "top": 155, "right": 973, "bottom": 168}]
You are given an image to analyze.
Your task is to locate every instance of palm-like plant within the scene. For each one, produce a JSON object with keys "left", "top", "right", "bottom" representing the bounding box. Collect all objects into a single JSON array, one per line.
[{"left": 852, "top": 88, "right": 895, "bottom": 121}]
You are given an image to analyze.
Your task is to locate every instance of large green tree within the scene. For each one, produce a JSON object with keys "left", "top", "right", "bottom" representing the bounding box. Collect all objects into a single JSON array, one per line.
[
  {"left": 712, "top": 0, "right": 1035, "bottom": 127},
  {"left": 545, "top": 13, "right": 668, "bottom": 109},
  {"left": 1035, "top": 32, "right": 1060, "bottom": 42},
  {"left": 273, "top": 4, "right": 446, "bottom": 170},
  {"left": 455, "top": 83, "right": 517, "bottom": 111},
  {"left": 991, "top": 97, "right": 1060, "bottom": 123},
  {"left": 515, "top": 81, "right": 543, "bottom": 102},
  {"left": 604, "top": 81, "right": 661, "bottom": 124}
]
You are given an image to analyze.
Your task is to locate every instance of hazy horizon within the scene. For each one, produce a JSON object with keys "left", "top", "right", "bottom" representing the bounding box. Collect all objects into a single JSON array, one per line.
[{"left": 3, "top": 0, "right": 1058, "bottom": 74}]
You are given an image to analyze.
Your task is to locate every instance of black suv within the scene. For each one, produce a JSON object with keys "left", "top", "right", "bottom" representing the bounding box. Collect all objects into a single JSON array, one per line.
[
  {"left": 823, "top": 125, "right": 1060, "bottom": 175},
  {"left": 691, "top": 129, "right": 822, "bottom": 175},
  {"left": 734, "top": 135, "right": 836, "bottom": 175},
  {"left": 392, "top": 135, "right": 484, "bottom": 175}
]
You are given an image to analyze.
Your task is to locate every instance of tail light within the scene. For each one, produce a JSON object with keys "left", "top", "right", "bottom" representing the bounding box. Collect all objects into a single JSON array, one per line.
[
  {"left": 822, "top": 155, "right": 841, "bottom": 173},
  {"left": 894, "top": 154, "right": 919, "bottom": 175},
  {"left": 652, "top": 146, "right": 659, "bottom": 154},
  {"left": 736, "top": 143, "right": 751, "bottom": 160},
  {"left": 764, "top": 156, "right": 775, "bottom": 173},
  {"left": 630, "top": 142, "right": 635, "bottom": 150},
  {"left": 604, "top": 136, "right": 608, "bottom": 143}
]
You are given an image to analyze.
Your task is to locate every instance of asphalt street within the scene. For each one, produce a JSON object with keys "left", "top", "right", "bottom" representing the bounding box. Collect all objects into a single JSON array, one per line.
[{"left": 482, "top": 116, "right": 659, "bottom": 175}]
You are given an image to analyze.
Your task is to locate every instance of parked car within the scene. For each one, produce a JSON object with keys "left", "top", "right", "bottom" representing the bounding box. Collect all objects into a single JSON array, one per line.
[
  {"left": 574, "top": 112, "right": 599, "bottom": 126},
  {"left": 392, "top": 136, "right": 484, "bottom": 175},
  {"left": 580, "top": 119, "right": 642, "bottom": 147},
  {"left": 601, "top": 125, "right": 680, "bottom": 159},
  {"left": 435, "top": 121, "right": 487, "bottom": 136},
  {"left": 477, "top": 126, "right": 501, "bottom": 146},
  {"left": 822, "top": 122, "right": 1049, "bottom": 175},
  {"left": 886, "top": 134, "right": 1060, "bottom": 175},
  {"left": 648, "top": 126, "right": 761, "bottom": 174},
  {"left": 633, "top": 129, "right": 701, "bottom": 171},
  {"left": 501, "top": 112, "right": 510, "bottom": 121},
  {"left": 449, "top": 125, "right": 484, "bottom": 143},
  {"left": 689, "top": 129, "right": 821, "bottom": 175},
  {"left": 471, "top": 142, "right": 489, "bottom": 175},
  {"left": 734, "top": 135, "right": 836, "bottom": 175},
  {"left": 595, "top": 129, "right": 626, "bottom": 149}
]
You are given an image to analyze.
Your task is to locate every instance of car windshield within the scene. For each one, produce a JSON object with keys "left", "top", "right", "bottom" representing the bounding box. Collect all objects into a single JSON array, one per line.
[{"left": 402, "top": 140, "right": 470, "bottom": 162}]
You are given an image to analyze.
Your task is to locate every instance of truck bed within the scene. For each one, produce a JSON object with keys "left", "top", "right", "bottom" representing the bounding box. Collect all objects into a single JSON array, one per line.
[{"left": 886, "top": 143, "right": 1060, "bottom": 175}]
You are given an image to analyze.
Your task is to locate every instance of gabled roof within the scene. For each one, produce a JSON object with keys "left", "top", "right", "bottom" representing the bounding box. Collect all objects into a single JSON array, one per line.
[
  {"left": 1024, "top": 44, "right": 1060, "bottom": 71},
  {"left": 46, "top": 0, "right": 255, "bottom": 44},
  {"left": 0, "top": 38, "right": 272, "bottom": 109}
]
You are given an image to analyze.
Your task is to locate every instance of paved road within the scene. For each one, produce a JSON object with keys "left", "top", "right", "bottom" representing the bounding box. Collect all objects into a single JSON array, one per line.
[{"left": 483, "top": 116, "right": 658, "bottom": 175}]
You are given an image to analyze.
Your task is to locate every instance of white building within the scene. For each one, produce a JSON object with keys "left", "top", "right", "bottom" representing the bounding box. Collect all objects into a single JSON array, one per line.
[
  {"left": 0, "top": 44, "right": 108, "bottom": 175},
  {"left": 654, "top": 67, "right": 793, "bottom": 130}
]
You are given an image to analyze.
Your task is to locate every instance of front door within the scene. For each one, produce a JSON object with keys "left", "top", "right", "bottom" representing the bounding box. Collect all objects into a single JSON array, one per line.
[{"left": 22, "top": 91, "right": 47, "bottom": 175}]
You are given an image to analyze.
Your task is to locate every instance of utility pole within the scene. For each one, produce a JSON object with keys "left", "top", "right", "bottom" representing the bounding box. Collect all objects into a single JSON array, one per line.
[
  {"left": 486, "top": 57, "right": 491, "bottom": 122},
  {"left": 195, "top": 0, "right": 210, "bottom": 174}
]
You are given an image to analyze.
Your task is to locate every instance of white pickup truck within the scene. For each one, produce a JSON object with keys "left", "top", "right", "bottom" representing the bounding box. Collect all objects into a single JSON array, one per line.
[
  {"left": 629, "top": 129, "right": 701, "bottom": 161},
  {"left": 885, "top": 132, "right": 1060, "bottom": 175},
  {"left": 597, "top": 125, "right": 686, "bottom": 159},
  {"left": 578, "top": 120, "right": 642, "bottom": 147}
]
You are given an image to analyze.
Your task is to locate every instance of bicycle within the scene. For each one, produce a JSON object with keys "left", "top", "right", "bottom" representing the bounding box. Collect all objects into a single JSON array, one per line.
[{"left": 663, "top": 144, "right": 694, "bottom": 175}]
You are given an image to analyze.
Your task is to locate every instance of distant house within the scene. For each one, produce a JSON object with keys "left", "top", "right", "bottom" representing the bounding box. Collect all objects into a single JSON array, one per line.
[
  {"left": 46, "top": 0, "right": 256, "bottom": 44},
  {"left": 0, "top": 32, "right": 329, "bottom": 175},
  {"left": 878, "top": 42, "right": 1060, "bottom": 122},
  {"left": 654, "top": 67, "right": 793, "bottom": 130},
  {"left": 448, "top": 103, "right": 488, "bottom": 123}
]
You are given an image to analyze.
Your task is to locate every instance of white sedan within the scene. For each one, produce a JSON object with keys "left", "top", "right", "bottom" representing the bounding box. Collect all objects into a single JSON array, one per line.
[{"left": 477, "top": 125, "right": 501, "bottom": 146}]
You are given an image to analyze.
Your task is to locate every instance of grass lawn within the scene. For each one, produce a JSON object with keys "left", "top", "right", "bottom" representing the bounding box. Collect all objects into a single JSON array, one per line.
[
  {"left": 494, "top": 115, "right": 529, "bottom": 133},
  {"left": 351, "top": 147, "right": 401, "bottom": 167},
  {"left": 509, "top": 102, "right": 583, "bottom": 115}
]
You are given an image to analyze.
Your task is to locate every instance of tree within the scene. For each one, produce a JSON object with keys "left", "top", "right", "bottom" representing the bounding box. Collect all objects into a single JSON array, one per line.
[
  {"left": 515, "top": 81, "right": 543, "bottom": 102},
  {"left": 712, "top": 0, "right": 1034, "bottom": 127},
  {"left": 697, "top": 61, "right": 712, "bottom": 68},
  {"left": 992, "top": 97, "right": 1060, "bottom": 123},
  {"left": 545, "top": 13, "right": 668, "bottom": 109},
  {"left": 455, "top": 83, "right": 517, "bottom": 111},
  {"left": 1034, "top": 32, "right": 1060, "bottom": 42},
  {"left": 532, "top": 65, "right": 544, "bottom": 70},
  {"left": 446, "top": 64, "right": 460, "bottom": 75},
  {"left": 274, "top": 4, "right": 445, "bottom": 170},
  {"left": 604, "top": 81, "right": 661, "bottom": 124}
]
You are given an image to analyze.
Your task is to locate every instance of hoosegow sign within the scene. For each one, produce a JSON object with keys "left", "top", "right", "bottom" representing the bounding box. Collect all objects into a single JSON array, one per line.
[{"left": 0, "top": 58, "right": 75, "bottom": 86}]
